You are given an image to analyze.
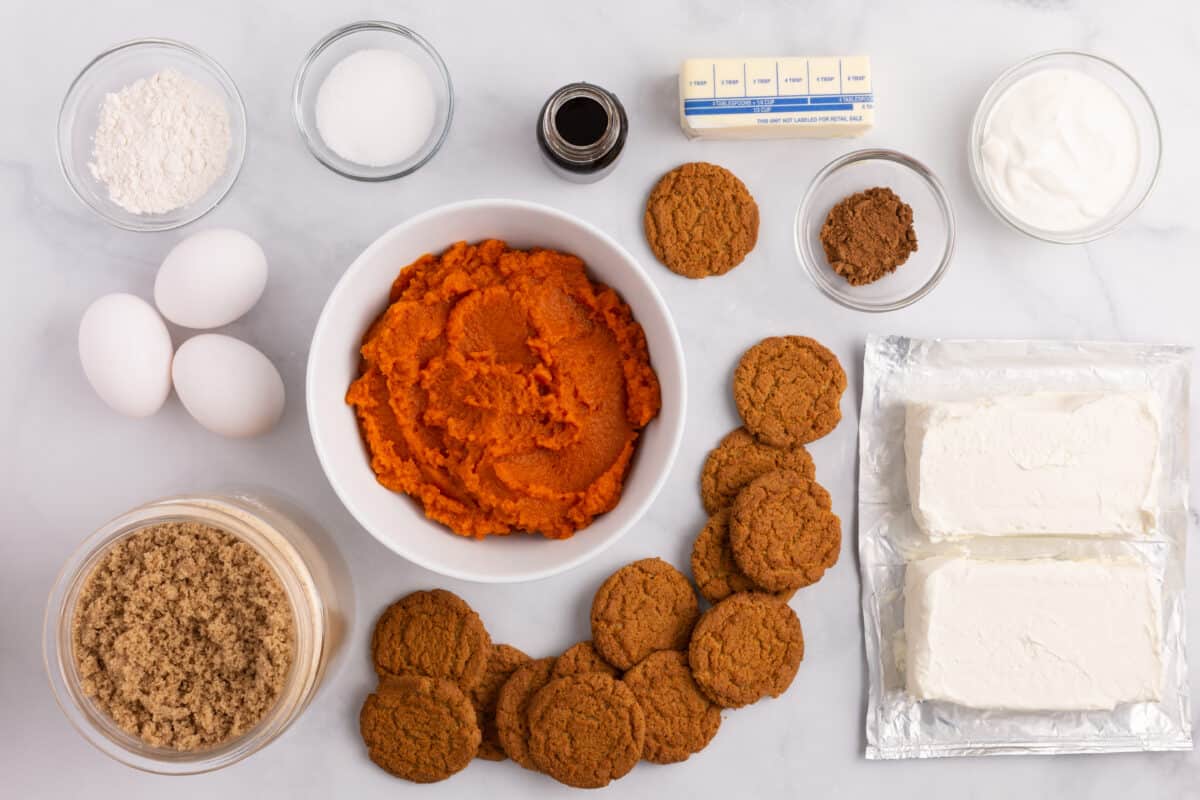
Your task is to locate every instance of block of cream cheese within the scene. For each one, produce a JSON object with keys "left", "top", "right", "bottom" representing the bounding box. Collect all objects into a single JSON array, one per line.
[
  {"left": 905, "top": 393, "right": 1158, "bottom": 540},
  {"left": 904, "top": 558, "right": 1162, "bottom": 711},
  {"left": 679, "top": 57, "right": 874, "bottom": 139}
]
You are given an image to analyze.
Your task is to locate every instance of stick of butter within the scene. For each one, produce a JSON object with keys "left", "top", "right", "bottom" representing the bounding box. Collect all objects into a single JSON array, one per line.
[{"left": 679, "top": 57, "right": 874, "bottom": 139}]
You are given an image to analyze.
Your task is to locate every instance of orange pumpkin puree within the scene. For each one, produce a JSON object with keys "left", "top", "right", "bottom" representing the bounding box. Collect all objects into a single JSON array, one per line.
[{"left": 346, "top": 240, "right": 662, "bottom": 539}]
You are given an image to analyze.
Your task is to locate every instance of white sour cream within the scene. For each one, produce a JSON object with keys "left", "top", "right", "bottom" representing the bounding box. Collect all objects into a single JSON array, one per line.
[{"left": 981, "top": 68, "right": 1138, "bottom": 233}]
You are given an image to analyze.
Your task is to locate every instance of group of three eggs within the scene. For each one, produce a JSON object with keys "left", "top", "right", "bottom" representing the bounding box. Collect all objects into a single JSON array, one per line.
[{"left": 78, "top": 228, "right": 285, "bottom": 438}]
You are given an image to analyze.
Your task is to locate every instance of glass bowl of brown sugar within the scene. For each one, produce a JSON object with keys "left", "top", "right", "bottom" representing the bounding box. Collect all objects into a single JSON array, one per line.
[
  {"left": 795, "top": 149, "right": 955, "bottom": 313},
  {"left": 43, "top": 493, "right": 347, "bottom": 774}
]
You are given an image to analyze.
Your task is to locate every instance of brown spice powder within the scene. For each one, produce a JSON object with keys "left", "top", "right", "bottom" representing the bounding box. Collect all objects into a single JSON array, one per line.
[
  {"left": 72, "top": 521, "right": 295, "bottom": 750},
  {"left": 819, "top": 186, "right": 918, "bottom": 286}
]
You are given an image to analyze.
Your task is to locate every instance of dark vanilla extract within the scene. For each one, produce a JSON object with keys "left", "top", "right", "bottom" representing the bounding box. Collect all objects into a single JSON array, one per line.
[
  {"left": 537, "top": 83, "right": 628, "bottom": 183},
  {"left": 555, "top": 96, "right": 609, "bottom": 146}
]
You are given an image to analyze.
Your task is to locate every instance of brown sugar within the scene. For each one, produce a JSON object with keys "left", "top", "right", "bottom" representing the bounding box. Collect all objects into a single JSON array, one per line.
[
  {"left": 71, "top": 521, "right": 295, "bottom": 750},
  {"left": 819, "top": 186, "right": 917, "bottom": 286}
]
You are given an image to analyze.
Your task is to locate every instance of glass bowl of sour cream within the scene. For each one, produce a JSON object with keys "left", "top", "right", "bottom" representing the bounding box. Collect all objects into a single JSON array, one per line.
[{"left": 968, "top": 50, "right": 1161, "bottom": 244}]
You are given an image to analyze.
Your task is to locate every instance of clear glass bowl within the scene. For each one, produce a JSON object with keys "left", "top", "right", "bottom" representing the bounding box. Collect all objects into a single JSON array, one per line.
[
  {"left": 968, "top": 50, "right": 1161, "bottom": 244},
  {"left": 43, "top": 493, "right": 342, "bottom": 775},
  {"left": 795, "top": 149, "right": 955, "bottom": 313},
  {"left": 293, "top": 21, "right": 453, "bottom": 181},
  {"left": 57, "top": 38, "right": 247, "bottom": 232}
]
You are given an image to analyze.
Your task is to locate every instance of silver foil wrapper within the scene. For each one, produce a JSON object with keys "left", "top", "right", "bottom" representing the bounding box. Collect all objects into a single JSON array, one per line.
[{"left": 859, "top": 335, "right": 1192, "bottom": 759}]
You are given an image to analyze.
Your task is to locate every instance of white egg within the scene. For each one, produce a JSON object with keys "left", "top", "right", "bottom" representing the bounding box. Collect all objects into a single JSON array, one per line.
[
  {"left": 78, "top": 293, "right": 173, "bottom": 418},
  {"left": 154, "top": 228, "right": 268, "bottom": 329},
  {"left": 172, "top": 334, "right": 285, "bottom": 438}
]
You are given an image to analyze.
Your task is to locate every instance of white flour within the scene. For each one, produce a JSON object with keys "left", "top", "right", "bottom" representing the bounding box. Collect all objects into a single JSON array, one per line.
[{"left": 88, "top": 68, "right": 232, "bottom": 215}]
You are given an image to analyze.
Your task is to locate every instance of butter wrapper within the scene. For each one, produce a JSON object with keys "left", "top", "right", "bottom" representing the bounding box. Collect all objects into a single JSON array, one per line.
[
  {"left": 679, "top": 57, "right": 874, "bottom": 140},
  {"left": 859, "top": 336, "right": 1193, "bottom": 758}
]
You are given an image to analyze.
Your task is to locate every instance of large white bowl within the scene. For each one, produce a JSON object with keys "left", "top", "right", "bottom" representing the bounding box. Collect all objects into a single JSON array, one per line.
[{"left": 307, "top": 200, "right": 686, "bottom": 583}]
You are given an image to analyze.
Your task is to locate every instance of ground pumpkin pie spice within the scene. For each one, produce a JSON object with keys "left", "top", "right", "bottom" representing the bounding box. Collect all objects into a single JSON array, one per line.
[
  {"left": 819, "top": 186, "right": 917, "bottom": 286},
  {"left": 71, "top": 521, "right": 295, "bottom": 750}
]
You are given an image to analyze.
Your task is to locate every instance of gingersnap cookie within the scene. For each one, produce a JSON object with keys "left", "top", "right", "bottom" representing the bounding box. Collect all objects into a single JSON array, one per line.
[
  {"left": 700, "top": 426, "right": 816, "bottom": 514},
  {"left": 371, "top": 589, "right": 492, "bottom": 693},
  {"left": 552, "top": 641, "right": 620, "bottom": 679},
  {"left": 691, "top": 507, "right": 795, "bottom": 604},
  {"left": 623, "top": 650, "right": 721, "bottom": 764},
  {"left": 526, "top": 673, "right": 646, "bottom": 788},
  {"left": 359, "top": 675, "right": 480, "bottom": 783},
  {"left": 688, "top": 593, "right": 805, "bottom": 708},
  {"left": 730, "top": 470, "right": 841, "bottom": 592},
  {"left": 495, "top": 656, "right": 557, "bottom": 771},
  {"left": 733, "top": 336, "right": 847, "bottom": 447},
  {"left": 469, "top": 644, "right": 531, "bottom": 761},
  {"left": 644, "top": 162, "right": 759, "bottom": 279},
  {"left": 591, "top": 558, "right": 700, "bottom": 671}
]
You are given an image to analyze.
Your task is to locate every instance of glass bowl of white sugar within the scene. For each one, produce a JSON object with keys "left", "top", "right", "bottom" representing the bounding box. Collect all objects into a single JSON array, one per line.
[
  {"left": 58, "top": 38, "right": 247, "bottom": 232},
  {"left": 968, "top": 50, "right": 1161, "bottom": 244},
  {"left": 293, "top": 21, "right": 454, "bottom": 181}
]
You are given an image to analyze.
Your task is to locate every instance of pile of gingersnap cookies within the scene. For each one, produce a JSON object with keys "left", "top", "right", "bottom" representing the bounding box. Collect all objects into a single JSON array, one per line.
[
  {"left": 693, "top": 335, "right": 847, "bottom": 602},
  {"left": 358, "top": 334, "right": 846, "bottom": 789}
]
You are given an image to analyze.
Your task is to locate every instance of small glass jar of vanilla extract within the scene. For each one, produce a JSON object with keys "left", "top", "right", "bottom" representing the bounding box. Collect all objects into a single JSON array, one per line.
[{"left": 537, "top": 82, "right": 628, "bottom": 183}]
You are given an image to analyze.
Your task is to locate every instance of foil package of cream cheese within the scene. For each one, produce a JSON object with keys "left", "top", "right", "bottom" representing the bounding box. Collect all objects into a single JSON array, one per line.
[
  {"left": 859, "top": 336, "right": 1192, "bottom": 759},
  {"left": 679, "top": 57, "right": 874, "bottom": 139}
]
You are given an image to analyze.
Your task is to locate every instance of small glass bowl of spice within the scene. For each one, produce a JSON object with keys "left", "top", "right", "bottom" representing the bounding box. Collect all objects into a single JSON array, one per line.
[
  {"left": 293, "top": 21, "right": 453, "bottom": 181},
  {"left": 57, "top": 38, "right": 247, "bottom": 232},
  {"left": 43, "top": 493, "right": 343, "bottom": 774},
  {"left": 795, "top": 149, "right": 955, "bottom": 312}
]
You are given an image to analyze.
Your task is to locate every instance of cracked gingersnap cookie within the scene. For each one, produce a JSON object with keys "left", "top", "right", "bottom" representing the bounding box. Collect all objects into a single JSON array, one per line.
[
  {"left": 733, "top": 336, "right": 846, "bottom": 447},
  {"left": 700, "top": 426, "right": 816, "bottom": 514},
  {"left": 359, "top": 675, "right": 480, "bottom": 783},
  {"left": 552, "top": 641, "right": 620, "bottom": 680},
  {"left": 688, "top": 593, "right": 805, "bottom": 708},
  {"left": 469, "top": 644, "right": 531, "bottom": 761},
  {"left": 371, "top": 589, "right": 492, "bottom": 693},
  {"left": 623, "top": 650, "right": 721, "bottom": 764},
  {"left": 591, "top": 557, "right": 700, "bottom": 671},
  {"left": 691, "top": 507, "right": 795, "bottom": 604},
  {"left": 644, "top": 162, "right": 759, "bottom": 279},
  {"left": 495, "top": 656, "right": 557, "bottom": 770},
  {"left": 526, "top": 673, "right": 645, "bottom": 788},
  {"left": 730, "top": 469, "right": 841, "bottom": 593}
]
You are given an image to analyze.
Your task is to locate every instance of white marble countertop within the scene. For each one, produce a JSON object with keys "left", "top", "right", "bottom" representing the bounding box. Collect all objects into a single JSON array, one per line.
[{"left": 5, "top": 0, "right": 1200, "bottom": 797}]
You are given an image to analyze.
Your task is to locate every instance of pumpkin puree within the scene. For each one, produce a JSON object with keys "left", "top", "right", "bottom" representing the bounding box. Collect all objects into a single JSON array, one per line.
[{"left": 347, "top": 240, "right": 662, "bottom": 539}]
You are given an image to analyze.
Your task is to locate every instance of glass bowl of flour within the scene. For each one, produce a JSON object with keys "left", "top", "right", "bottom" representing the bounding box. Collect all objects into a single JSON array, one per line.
[
  {"left": 292, "top": 21, "right": 454, "bottom": 181},
  {"left": 58, "top": 38, "right": 247, "bottom": 232}
]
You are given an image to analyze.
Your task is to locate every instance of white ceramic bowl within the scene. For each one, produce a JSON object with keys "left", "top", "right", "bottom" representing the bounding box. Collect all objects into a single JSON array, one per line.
[{"left": 307, "top": 200, "right": 686, "bottom": 582}]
